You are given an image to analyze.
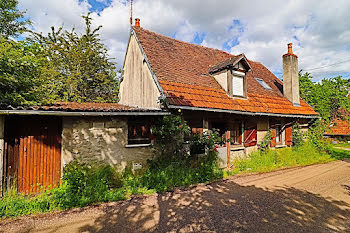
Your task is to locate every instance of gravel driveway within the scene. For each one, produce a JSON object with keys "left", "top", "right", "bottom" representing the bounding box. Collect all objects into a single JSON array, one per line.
[{"left": 1, "top": 160, "right": 350, "bottom": 233}]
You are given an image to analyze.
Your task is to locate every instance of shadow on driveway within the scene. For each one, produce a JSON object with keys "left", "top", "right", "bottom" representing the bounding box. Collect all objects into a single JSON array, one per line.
[{"left": 79, "top": 179, "right": 350, "bottom": 233}]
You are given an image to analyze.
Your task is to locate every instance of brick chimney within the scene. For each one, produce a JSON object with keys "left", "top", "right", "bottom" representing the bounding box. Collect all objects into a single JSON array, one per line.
[
  {"left": 135, "top": 18, "right": 140, "bottom": 28},
  {"left": 283, "top": 43, "right": 300, "bottom": 106}
]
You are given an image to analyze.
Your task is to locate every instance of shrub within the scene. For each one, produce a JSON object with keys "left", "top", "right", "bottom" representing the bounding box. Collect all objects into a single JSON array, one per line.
[
  {"left": 190, "top": 129, "right": 224, "bottom": 157},
  {"left": 258, "top": 130, "right": 273, "bottom": 153},
  {"left": 141, "top": 151, "right": 223, "bottom": 192},
  {"left": 292, "top": 122, "right": 304, "bottom": 147},
  {"left": 307, "top": 120, "right": 329, "bottom": 151},
  {"left": 151, "top": 114, "right": 190, "bottom": 158},
  {"left": 54, "top": 159, "right": 123, "bottom": 208}
]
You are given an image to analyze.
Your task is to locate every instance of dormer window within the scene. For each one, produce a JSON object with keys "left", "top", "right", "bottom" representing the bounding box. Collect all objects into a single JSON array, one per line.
[
  {"left": 209, "top": 54, "right": 252, "bottom": 99},
  {"left": 232, "top": 71, "right": 245, "bottom": 97}
]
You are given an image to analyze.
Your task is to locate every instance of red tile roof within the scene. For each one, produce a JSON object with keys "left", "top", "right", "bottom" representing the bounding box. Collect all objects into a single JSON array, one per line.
[
  {"left": 133, "top": 26, "right": 318, "bottom": 116},
  {"left": 326, "top": 108, "right": 350, "bottom": 136}
]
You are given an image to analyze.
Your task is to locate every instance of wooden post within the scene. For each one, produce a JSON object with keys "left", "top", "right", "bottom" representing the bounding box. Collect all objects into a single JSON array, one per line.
[
  {"left": 0, "top": 116, "right": 4, "bottom": 194},
  {"left": 226, "top": 130, "right": 230, "bottom": 168}
]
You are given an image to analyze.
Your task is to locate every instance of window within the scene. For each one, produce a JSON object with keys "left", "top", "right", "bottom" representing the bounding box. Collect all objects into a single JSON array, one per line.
[
  {"left": 230, "top": 122, "right": 243, "bottom": 145},
  {"left": 128, "top": 119, "right": 151, "bottom": 145},
  {"left": 232, "top": 75, "right": 244, "bottom": 97},
  {"left": 255, "top": 78, "right": 272, "bottom": 91}
]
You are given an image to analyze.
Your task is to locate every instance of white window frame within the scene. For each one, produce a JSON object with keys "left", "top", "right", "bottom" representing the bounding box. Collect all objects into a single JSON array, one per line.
[{"left": 231, "top": 71, "right": 245, "bottom": 97}]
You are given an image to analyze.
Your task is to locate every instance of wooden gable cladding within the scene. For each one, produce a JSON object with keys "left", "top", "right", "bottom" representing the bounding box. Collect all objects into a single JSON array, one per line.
[{"left": 4, "top": 116, "right": 62, "bottom": 194}]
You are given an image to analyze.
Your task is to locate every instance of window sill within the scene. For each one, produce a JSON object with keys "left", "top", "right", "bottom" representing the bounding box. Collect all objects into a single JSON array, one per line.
[
  {"left": 125, "top": 143, "right": 152, "bottom": 148},
  {"left": 275, "top": 145, "right": 287, "bottom": 148},
  {"left": 230, "top": 146, "right": 245, "bottom": 151}
]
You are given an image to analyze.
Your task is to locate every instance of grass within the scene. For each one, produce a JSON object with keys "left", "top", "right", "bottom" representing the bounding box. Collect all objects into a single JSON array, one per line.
[
  {"left": 228, "top": 143, "right": 350, "bottom": 175},
  {"left": 2, "top": 143, "right": 350, "bottom": 219},
  {"left": 333, "top": 142, "right": 350, "bottom": 148}
]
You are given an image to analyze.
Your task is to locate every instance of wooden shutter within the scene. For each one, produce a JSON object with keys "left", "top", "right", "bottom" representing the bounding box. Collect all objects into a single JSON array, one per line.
[
  {"left": 232, "top": 75, "right": 244, "bottom": 96},
  {"left": 244, "top": 122, "right": 257, "bottom": 147},
  {"left": 285, "top": 124, "right": 293, "bottom": 146},
  {"left": 270, "top": 128, "right": 277, "bottom": 147}
]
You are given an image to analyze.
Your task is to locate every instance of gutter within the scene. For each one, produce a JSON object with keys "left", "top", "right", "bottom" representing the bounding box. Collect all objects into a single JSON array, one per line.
[
  {"left": 168, "top": 105, "right": 319, "bottom": 119},
  {"left": 0, "top": 110, "right": 170, "bottom": 117}
]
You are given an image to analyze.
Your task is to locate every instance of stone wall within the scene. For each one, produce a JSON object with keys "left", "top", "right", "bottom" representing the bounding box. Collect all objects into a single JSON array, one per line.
[{"left": 62, "top": 116, "right": 154, "bottom": 171}]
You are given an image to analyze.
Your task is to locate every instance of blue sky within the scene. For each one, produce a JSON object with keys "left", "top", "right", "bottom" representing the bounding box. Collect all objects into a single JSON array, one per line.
[{"left": 18, "top": 0, "right": 350, "bottom": 81}]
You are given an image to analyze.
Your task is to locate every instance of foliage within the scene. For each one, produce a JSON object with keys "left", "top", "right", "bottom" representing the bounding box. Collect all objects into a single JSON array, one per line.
[
  {"left": 53, "top": 159, "right": 123, "bottom": 209},
  {"left": 141, "top": 151, "right": 223, "bottom": 192},
  {"left": 232, "top": 142, "right": 333, "bottom": 174},
  {"left": 151, "top": 114, "right": 190, "bottom": 158},
  {"left": 0, "top": 37, "right": 57, "bottom": 105},
  {"left": 292, "top": 122, "right": 304, "bottom": 147},
  {"left": 299, "top": 72, "right": 350, "bottom": 120},
  {"left": 0, "top": 185, "right": 57, "bottom": 218},
  {"left": 307, "top": 119, "right": 329, "bottom": 151},
  {"left": 190, "top": 129, "right": 224, "bottom": 156},
  {"left": 0, "top": 0, "right": 31, "bottom": 38},
  {"left": 257, "top": 129, "right": 273, "bottom": 153},
  {"left": 30, "top": 13, "right": 118, "bottom": 103}
]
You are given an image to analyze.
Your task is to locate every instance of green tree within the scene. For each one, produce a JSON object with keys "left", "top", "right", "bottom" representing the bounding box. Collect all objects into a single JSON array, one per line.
[
  {"left": 0, "top": 37, "right": 57, "bottom": 105},
  {"left": 31, "top": 13, "right": 118, "bottom": 103},
  {"left": 299, "top": 72, "right": 350, "bottom": 120},
  {"left": 0, "top": 0, "right": 31, "bottom": 38}
]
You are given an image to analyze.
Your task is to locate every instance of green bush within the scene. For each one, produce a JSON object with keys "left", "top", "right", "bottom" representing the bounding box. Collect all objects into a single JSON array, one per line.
[
  {"left": 257, "top": 129, "right": 273, "bottom": 153},
  {"left": 292, "top": 122, "right": 304, "bottom": 147},
  {"left": 141, "top": 151, "right": 223, "bottom": 192},
  {"left": 54, "top": 159, "right": 123, "bottom": 208}
]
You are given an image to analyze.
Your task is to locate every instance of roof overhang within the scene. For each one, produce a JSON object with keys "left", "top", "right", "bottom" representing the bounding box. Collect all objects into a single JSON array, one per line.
[
  {"left": 168, "top": 105, "right": 319, "bottom": 119},
  {"left": 0, "top": 110, "right": 170, "bottom": 116},
  {"left": 209, "top": 54, "right": 252, "bottom": 74}
]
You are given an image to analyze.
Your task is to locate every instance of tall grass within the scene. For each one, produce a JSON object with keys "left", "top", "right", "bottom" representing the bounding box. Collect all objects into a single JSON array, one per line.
[{"left": 232, "top": 143, "right": 339, "bottom": 174}]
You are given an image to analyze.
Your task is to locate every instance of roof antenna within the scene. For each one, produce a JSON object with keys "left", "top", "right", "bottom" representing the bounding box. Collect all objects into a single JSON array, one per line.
[{"left": 130, "top": 0, "right": 133, "bottom": 26}]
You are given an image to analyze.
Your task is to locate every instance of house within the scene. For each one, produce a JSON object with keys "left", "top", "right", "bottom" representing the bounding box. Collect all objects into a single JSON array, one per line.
[
  {"left": 325, "top": 93, "right": 350, "bottom": 141},
  {"left": 119, "top": 19, "right": 318, "bottom": 166},
  {"left": 0, "top": 19, "right": 318, "bottom": 193},
  {"left": 0, "top": 103, "right": 168, "bottom": 193}
]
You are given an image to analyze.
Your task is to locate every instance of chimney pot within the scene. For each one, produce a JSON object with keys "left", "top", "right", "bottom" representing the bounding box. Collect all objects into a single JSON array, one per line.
[
  {"left": 135, "top": 18, "right": 140, "bottom": 28},
  {"left": 288, "top": 43, "right": 293, "bottom": 54}
]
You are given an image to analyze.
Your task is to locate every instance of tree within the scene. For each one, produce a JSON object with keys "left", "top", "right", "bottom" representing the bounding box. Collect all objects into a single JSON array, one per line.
[
  {"left": 299, "top": 72, "right": 350, "bottom": 120},
  {"left": 0, "top": 0, "right": 31, "bottom": 38},
  {"left": 31, "top": 13, "right": 118, "bottom": 103},
  {"left": 0, "top": 37, "right": 57, "bottom": 105}
]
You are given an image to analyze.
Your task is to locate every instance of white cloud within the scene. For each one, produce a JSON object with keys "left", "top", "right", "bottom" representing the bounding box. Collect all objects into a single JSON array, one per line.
[{"left": 18, "top": 0, "right": 350, "bottom": 80}]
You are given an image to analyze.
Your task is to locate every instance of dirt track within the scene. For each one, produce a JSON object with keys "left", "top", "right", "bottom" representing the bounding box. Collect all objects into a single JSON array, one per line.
[{"left": 1, "top": 160, "right": 350, "bottom": 233}]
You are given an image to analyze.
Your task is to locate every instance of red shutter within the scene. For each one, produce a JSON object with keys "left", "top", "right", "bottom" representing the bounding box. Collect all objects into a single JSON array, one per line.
[
  {"left": 244, "top": 122, "right": 257, "bottom": 147},
  {"left": 270, "top": 128, "right": 277, "bottom": 147},
  {"left": 285, "top": 125, "right": 293, "bottom": 146}
]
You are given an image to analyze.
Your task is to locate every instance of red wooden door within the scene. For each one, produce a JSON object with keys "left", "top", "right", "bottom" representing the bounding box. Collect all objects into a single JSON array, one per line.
[{"left": 4, "top": 116, "right": 62, "bottom": 194}]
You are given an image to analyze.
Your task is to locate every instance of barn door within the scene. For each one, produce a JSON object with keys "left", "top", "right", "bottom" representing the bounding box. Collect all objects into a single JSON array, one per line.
[{"left": 4, "top": 116, "right": 62, "bottom": 194}]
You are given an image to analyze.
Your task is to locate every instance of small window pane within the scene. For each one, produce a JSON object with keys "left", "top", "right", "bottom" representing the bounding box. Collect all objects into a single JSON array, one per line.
[
  {"left": 232, "top": 75, "right": 244, "bottom": 96},
  {"left": 255, "top": 78, "right": 272, "bottom": 90},
  {"left": 128, "top": 119, "right": 151, "bottom": 145}
]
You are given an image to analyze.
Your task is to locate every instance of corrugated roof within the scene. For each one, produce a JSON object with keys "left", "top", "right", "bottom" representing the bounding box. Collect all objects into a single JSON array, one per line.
[
  {"left": 133, "top": 26, "right": 318, "bottom": 116},
  {"left": 0, "top": 102, "right": 164, "bottom": 113}
]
